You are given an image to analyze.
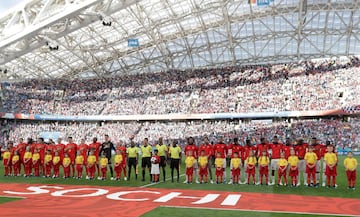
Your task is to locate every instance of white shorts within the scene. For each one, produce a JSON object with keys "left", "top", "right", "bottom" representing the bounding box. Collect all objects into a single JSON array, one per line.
[
  {"left": 298, "top": 159, "right": 306, "bottom": 172},
  {"left": 222, "top": 158, "right": 227, "bottom": 169},
  {"left": 193, "top": 160, "right": 199, "bottom": 169},
  {"left": 270, "top": 159, "right": 279, "bottom": 170},
  {"left": 151, "top": 164, "right": 160, "bottom": 175},
  {"left": 315, "top": 160, "right": 321, "bottom": 172},
  {"left": 322, "top": 160, "right": 326, "bottom": 174}
]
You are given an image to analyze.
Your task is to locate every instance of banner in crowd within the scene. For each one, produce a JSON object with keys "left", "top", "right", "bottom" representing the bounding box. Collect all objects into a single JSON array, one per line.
[{"left": 0, "top": 105, "right": 359, "bottom": 122}]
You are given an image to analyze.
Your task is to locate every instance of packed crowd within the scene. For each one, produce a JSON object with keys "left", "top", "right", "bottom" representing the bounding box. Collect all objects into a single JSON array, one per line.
[
  {"left": 1, "top": 57, "right": 359, "bottom": 115},
  {"left": 3, "top": 117, "right": 359, "bottom": 150}
]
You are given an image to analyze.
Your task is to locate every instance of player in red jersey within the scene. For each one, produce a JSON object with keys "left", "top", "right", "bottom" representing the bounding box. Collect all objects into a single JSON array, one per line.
[
  {"left": 311, "top": 137, "right": 325, "bottom": 186},
  {"left": 116, "top": 140, "right": 127, "bottom": 181},
  {"left": 78, "top": 138, "right": 89, "bottom": 177},
  {"left": 46, "top": 140, "right": 56, "bottom": 156},
  {"left": 55, "top": 138, "right": 65, "bottom": 161},
  {"left": 295, "top": 139, "right": 309, "bottom": 186},
  {"left": 242, "top": 139, "right": 257, "bottom": 184},
  {"left": 227, "top": 138, "right": 243, "bottom": 184},
  {"left": 6, "top": 141, "right": 16, "bottom": 175},
  {"left": 213, "top": 136, "right": 228, "bottom": 183},
  {"left": 65, "top": 137, "right": 77, "bottom": 177},
  {"left": 282, "top": 138, "right": 293, "bottom": 160},
  {"left": 198, "top": 136, "right": 214, "bottom": 183},
  {"left": 16, "top": 138, "right": 27, "bottom": 175},
  {"left": 88, "top": 137, "right": 102, "bottom": 177},
  {"left": 269, "top": 136, "right": 283, "bottom": 185},
  {"left": 256, "top": 138, "right": 269, "bottom": 184},
  {"left": 184, "top": 137, "right": 199, "bottom": 183},
  {"left": 35, "top": 138, "right": 46, "bottom": 176}
]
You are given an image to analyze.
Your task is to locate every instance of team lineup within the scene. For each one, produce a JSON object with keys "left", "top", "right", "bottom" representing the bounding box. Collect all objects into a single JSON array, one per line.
[{"left": 1, "top": 135, "right": 358, "bottom": 190}]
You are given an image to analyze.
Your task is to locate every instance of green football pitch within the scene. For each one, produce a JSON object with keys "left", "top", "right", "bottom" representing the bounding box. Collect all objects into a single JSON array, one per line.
[
  {"left": 141, "top": 207, "right": 333, "bottom": 217},
  {"left": 0, "top": 156, "right": 359, "bottom": 216}
]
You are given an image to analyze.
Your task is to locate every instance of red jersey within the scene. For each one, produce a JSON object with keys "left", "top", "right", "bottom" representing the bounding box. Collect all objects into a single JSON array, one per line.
[
  {"left": 270, "top": 143, "right": 283, "bottom": 159},
  {"left": 55, "top": 143, "right": 65, "bottom": 159},
  {"left": 46, "top": 145, "right": 56, "bottom": 156},
  {"left": 65, "top": 143, "right": 77, "bottom": 159},
  {"left": 242, "top": 145, "right": 257, "bottom": 161},
  {"left": 198, "top": 143, "right": 213, "bottom": 157},
  {"left": 313, "top": 143, "right": 325, "bottom": 160},
  {"left": 78, "top": 143, "right": 88, "bottom": 158},
  {"left": 184, "top": 145, "right": 198, "bottom": 158},
  {"left": 88, "top": 142, "right": 102, "bottom": 159},
  {"left": 256, "top": 143, "right": 269, "bottom": 157},
  {"left": 30, "top": 143, "right": 37, "bottom": 154},
  {"left": 227, "top": 144, "right": 243, "bottom": 158},
  {"left": 116, "top": 145, "right": 127, "bottom": 160},
  {"left": 16, "top": 143, "right": 27, "bottom": 160},
  {"left": 320, "top": 145, "right": 328, "bottom": 157},
  {"left": 282, "top": 145, "right": 292, "bottom": 160},
  {"left": 152, "top": 155, "right": 161, "bottom": 164},
  {"left": 295, "top": 143, "right": 309, "bottom": 159},
  {"left": 213, "top": 143, "right": 228, "bottom": 158},
  {"left": 35, "top": 143, "right": 46, "bottom": 160}
]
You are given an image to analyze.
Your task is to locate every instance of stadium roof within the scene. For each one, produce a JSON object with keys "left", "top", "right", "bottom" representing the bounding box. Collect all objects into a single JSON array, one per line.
[{"left": 0, "top": 0, "right": 359, "bottom": 80}]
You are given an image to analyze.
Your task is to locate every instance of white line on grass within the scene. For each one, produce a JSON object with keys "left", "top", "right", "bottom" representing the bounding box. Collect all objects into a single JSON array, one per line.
[
  {"left": 140, "top": 174, "right": 186, "bottom": 188},
  {"left": 160, "top": 205, "right": 360, "bottom": 217}
]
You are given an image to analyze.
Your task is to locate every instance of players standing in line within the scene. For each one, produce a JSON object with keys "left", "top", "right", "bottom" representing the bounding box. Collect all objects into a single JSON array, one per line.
[
  {"left": 52, "top": 151, "right": 61, "bottom": 178},
  {"left": 88, "top": 137, "right": 102, "bottom": 178},
  {"left": 140, "top": 138, "right": 152, "bottom": 182},
  {"left": 156, "top": 137, "right": 168, "bottom": 182},
  {"left": 62, "top": 153, "right": 71, "bottom": 178},
  {"left": 77, "top": 139, "right": 88, "bottom": 178},
  {"left": 269, "top": 136, "right": 283, "bottom": 185},
  {"left": 55, "top": 138, "right": 65, "bottom": 165},
  {"left": 288, "top": 149, "right": 299, "bottom": 187},
  {"left": 200, "top": 136, "right": 214, "bottom": 184},
  {"left": 99, "top": 135, "right": 116, "bottom": 180},
  {"left": 114, "top": 150, "right": 123, "bottom": 181},
  {"left": 75, "top": 151, "right": 84, "bottom": 179},
  {"left": 344, "top": 151, "right": 357, "bottom": 190},
  {"left": 282, "top": 138, "right": 293, "bottom": 160},
  {"left": 277, "top": 152, "right": 288, "bottom": 186},
  {"left": 99, "top": 152, "right": 109, "bottom": 180},
  {"left": 2, "top": 147, "right": 11, "bottom": 176},
  {"left": 116, "top": 141, "right": 127, "bottom": 181},
  {"left": 32, "top": 149, "right": 41, "bottom": 177},
  {"left": 198, "top": 150, "right": 209, "bottom": 183},
  {"left": 12, "top": 151, "right": 20, "bottom": 176},
  {"left": 246, "top": 150, "right": 257, "bottom": 185},
  {"left": 231, "top": 152, "right": 241, "bottom": 185},
  {"left": 16, "top": 138, "right": 27, "bottom": 175},
  {"left": 126, "top": 141, "right": 139, "bottom": 181},
  {"left": 213, "top": 136, "right": 228, "bottom": 183},
  {"left": 87, "top": 151, "right": 97, "bottom": 180},
  {"left": 227, "top": 138, "right": 243, "bottom": 184},
  {"left": 258, "top": 150, "right": 270, "bottom": 185},
  {"left": 44, "top": 150, "right": 53, "bottom": 178},
  {"left": 304, "top": 146, "right": 318, "bottom": 187},
  {"left": 256, "top": 138, "right": 269, "bottom": 184},
  {"left": 65, "top": 137, "right": 77, "bottom": 178},
  {"left": 169, "top": 140, "right": 181, "bottom": 183},
  {"left": 35, "top": 138, "right": 46, "bottom": 176},
  {"left": 295, "top": 139, "right": 309, "bottom": 186},
  {"left": 215, "top": 152, "right": 224, "bottom": 184},
  {"left": 323, "top": 145, "right": 338, "bottom": 188},
  {"left": 184, "top": 137, "right": 199, "bottom": 183},
  {"left": 311, "top": 137, "right": 325, "bottom": 186}
]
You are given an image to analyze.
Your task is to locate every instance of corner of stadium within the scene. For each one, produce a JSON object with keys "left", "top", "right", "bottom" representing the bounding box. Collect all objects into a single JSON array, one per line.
[{"left": 0, "top": 0, "right": 359, "bottom": 216}]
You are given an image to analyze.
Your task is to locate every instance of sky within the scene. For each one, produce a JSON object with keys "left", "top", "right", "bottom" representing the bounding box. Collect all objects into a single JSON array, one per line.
[{"left": 0, "top": 0, "right": 24, "bottom": 14}]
